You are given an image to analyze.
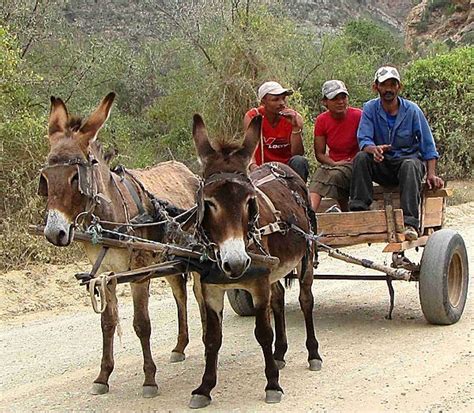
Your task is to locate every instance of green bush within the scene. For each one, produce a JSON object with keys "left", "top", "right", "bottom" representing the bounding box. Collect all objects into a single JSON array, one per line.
[{"left": 404, "top": 46, "right": 474, "bottom": 179}]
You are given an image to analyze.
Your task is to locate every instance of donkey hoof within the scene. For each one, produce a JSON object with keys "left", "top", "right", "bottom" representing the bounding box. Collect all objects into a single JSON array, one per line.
[
  {"left": 309, "top": 359, "right": 322, "bottom": 371},
  {"left": 265, "top": 390, "right": 283, "bottom": 404},
  {"left": 170, "top": 351, "right": 186, "bottom": 363},
  {"left": 189, "top": 394, "right": 211, "bottom": 409},
  {"left": 91, "top": 382, "right": 109, "bottom": 395},
  {"left": 143, "top": 385, "right": 159, "bottom": 398},
  {"left": 275, "top": 359, "right": 286, "bottom": 370}
]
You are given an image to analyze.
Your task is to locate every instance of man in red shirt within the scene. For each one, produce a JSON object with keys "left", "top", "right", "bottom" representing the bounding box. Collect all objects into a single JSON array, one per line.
[
  {"left": 309, "top": 80, "right": 362, "bottom": 211},
  {"left": 244, "top": 81, "right": 309, "bottom": 181}
]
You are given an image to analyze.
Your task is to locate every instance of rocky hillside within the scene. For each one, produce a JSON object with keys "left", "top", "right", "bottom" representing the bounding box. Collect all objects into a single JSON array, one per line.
[
  {"left": 63, "top": 0, "right": 414, "bottom": 41},
  {"left": 285, "top": 0, "right": 413, "bottom": 35},
  {"left": 405, "top": 0, "right": 473, "bottom": 50}
]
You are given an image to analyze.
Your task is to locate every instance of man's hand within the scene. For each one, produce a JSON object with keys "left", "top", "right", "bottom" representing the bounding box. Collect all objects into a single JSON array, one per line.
[
  {"left": 426, "top": 173, "right": 444, "bottom": 190},
  {"left": 249, "top": 162, "right": 259, "bottom": 172},
  {"left": 279, "top": 109, "right": 302, "bottom": 129},
  {"left": 334, "top": 158, "right": 352, "bottom": 165},
  {"left": 364, "top": 145, "right": 391, "bottom": 163}
]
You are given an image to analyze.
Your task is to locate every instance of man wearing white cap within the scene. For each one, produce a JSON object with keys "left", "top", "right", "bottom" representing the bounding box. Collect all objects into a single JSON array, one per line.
[
  {"left": 244, "top": 81, "right": 309, "bottom": 181},
  {"left": 309, "top": 80, "right": 362, "bottom": 212},
  {"left": 349, "top": 66, "right": 444, "bottom": 240}
]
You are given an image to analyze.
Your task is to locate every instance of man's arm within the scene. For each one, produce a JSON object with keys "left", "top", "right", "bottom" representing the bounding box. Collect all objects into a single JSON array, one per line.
[
  {"left": 244, "top": 112, "right": 259, "bottom": 171},
  {"left": 314, "top": 136, "right": 349, "bottom": 166},
  {"left": 426, "top": 159, "right": 444, "bottom": 189},
  {"left": 414, "top": 105, "right": 443, "bottom": 189},
  {"left": 357, "top": 104, "right": 376, "bottom": 150},
  {"left": 357, "top": 103, "right": 392, "bottom": 163},
  {"left": 289, "top": 112, "right": 304, "bottom": 156}
]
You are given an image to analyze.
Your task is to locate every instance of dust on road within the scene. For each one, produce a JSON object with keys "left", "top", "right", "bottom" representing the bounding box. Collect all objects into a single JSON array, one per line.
[{"left": 1, "top": 203, "right": 473, "bottom": 412}]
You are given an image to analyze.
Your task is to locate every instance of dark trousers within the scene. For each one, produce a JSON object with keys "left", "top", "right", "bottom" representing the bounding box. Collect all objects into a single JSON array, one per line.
[
  {"left": 288, "top": 155, "right": 310, "bottom": 182},
  {"left": 349, "top": 152, "right": 426, "bottom": 228}
]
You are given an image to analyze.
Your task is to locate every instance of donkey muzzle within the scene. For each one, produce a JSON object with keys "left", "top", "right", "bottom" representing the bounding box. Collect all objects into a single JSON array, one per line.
[
  {"left": 218, "top": 238, "right": 251, "bottom": 279},
  {"left": 44, "top": 209, "right": 74, "bottom": 246}
]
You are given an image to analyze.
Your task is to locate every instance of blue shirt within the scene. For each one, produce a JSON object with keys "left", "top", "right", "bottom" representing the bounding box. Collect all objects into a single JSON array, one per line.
[
  {"left": 386, "top": 112, "right": 397, "bottom": 130},
  {"left": 357, "top": 97, "right": 439, "bottom": 161}
]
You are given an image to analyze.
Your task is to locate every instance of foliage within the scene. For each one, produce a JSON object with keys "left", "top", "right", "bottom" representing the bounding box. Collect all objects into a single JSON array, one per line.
[
  {"left": 343, "top": 20, "right": 409, "bottom": 64},
  {"left": 0, "top": 25, "right": 80, "bottom": 269},
  {"left": 403, "top": 46, "right": 474, "bottom": 179},
  {"left": 0, "top": 1, "right": 471, "bottom": 269}
]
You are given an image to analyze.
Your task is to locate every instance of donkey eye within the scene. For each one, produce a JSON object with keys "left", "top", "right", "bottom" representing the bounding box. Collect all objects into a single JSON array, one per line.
[
  {"left": 70, "top": 172, "right": 79, "bottom": 185},
  {"left": 204, "top": 200, "right": 217, "bottom": 210}
]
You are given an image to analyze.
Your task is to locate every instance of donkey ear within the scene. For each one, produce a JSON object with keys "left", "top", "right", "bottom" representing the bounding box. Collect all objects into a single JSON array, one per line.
[
  {"left": 192, "top": 114, "right": 217, "bottom": 164},
  {"left": 239, "top": 114, "right": 262, "bottom": 162},
  {"left": 48, "top": 96, "right": 69, "bottom": 144},
  {"left": 77, "top": 92, "right": 116, "bottom": 148}
]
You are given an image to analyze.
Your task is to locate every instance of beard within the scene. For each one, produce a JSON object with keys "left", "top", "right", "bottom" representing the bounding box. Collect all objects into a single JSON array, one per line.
[{"left": 382, "top": 92, "right": 395, "bottom": 100}]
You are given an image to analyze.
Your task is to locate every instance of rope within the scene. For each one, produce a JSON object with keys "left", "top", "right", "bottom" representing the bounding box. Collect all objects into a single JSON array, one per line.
[{"left": 89, "top": 275, "right": 109, "bottom": 314}]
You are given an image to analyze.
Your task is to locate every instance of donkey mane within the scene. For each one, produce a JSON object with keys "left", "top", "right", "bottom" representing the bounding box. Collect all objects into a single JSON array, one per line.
[
  {"left": 62, "top": 116, "right": 108, "bottom": 162},
  {"left": 67, "top": 115, "right": 83, "bottom": 132}
]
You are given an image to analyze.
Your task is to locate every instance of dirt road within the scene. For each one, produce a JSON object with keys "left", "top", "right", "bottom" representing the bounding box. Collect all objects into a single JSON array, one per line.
[{"left": 1, "top": 203, "right": 473, "bottom": 412}]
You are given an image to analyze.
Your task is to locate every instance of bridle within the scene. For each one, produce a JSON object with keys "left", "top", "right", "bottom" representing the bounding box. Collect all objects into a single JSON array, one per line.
[
  {"left": 38, "top": 155, "right": 101, "bottom": 227},
  {"left": 37, "top": 153, "right": 148, "bottom": 232},
  {"left": 194, "top": 171, "right": 261, "bottom": 264}
]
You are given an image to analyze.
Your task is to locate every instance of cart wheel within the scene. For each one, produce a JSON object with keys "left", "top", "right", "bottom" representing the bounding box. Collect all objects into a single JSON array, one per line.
[
  {"left": 227, "top": 289, "right": 255, "bottom": 316},
  {"left": 419, "top": 229, "right": 469, "bottom": 325}
]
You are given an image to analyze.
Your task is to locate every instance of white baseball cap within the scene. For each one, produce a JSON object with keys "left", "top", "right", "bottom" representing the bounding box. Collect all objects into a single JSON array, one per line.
[
  {"left": 257, "top": 81, "right": 293, "bottom": 101},
  {"left": 321, "top": 80, "right": 349, "bottom": 99},
  {"left": 374, "top": 66, "right": 401, "bottom": 83}
]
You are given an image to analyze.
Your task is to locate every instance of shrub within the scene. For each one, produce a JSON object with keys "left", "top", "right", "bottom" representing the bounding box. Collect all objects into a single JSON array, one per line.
[{"left": 404, "top": 46, "right": 474, "bottom": 179}]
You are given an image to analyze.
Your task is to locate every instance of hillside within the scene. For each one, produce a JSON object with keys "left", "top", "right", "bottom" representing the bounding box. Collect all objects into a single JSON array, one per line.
[
  {"left": 62, "top": 0, "right": 414, "bottom": 41},
  {"left": 285, "top": 0, "right": 413, "bottom": 35},
  {"left": 405, "top": 0, "right": 473, "bottom": 50}
]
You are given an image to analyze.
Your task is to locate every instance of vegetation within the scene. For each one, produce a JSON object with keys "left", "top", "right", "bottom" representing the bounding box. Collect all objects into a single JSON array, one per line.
[
  {"left": 0, "top": 1, "right": 472, "bottom": 269},
  {"left": 404, "top": 46, "right": 474, "bottom": 179}
]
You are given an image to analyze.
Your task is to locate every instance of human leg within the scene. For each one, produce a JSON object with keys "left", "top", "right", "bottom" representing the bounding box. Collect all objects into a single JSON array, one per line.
[
  {"left": 310, "top": 192, "right": 322, "bottom": 212},
  {"left": 288, "top": 155, "right": 309, "bottom": 182},
  {"left": 338, "top": 198, "right": 349, "bottom": 212},
  {"left": 349, "top": 152, "right": 376, "bottom": 211},
  {"left": 398, "top": 158, "right": 425, "bottom": 229}
]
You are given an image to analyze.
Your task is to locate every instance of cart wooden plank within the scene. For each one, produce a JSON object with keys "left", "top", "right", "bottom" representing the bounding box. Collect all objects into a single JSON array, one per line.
[{"left": 316, "top": 209, "right": 404, "bottom": 237}]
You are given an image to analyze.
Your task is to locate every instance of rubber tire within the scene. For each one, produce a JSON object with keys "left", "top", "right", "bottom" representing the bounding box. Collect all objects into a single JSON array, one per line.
[
  {"left": 419, "top": 229, "right": 469, "bottom": 325},
  {"left": 226, "top": 289, "right": 255, "bottom": 316}
]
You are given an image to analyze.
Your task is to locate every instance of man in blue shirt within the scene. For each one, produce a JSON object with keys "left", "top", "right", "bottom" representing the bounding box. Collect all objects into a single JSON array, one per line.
[{"left": 349, "top": 66, "right": 444, "bottom": 240}]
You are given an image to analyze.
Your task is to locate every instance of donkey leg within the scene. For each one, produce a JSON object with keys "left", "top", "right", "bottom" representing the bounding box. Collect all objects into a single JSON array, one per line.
[
  {"left": 298, "top": 263, "right": 322, "bottom": 371},
  {"left": 252, "top": 283, "right": 283, "bottom": 404},
  {"left": 92, "top": 282, "right": 118, "bottom": 395},
  {"left": 165, "top": 274, "right": 189, "bottom": 362},
  {"left": 271, "top": 281, "right": 288, "bottom": 369},
  {"left": 189, "top": 286, "right": 225, "bottom": 409},
  {"left": 131, "top": 280, "right": 159, "bottom": 398},
  {"left": 192, "top": 273, "right": 207, "bottom": 344}
]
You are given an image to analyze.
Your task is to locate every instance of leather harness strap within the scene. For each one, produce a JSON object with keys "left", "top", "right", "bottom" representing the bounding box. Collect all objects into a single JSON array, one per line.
[{"left": 250, "top": 170, "right": 288, "bottom": 240}]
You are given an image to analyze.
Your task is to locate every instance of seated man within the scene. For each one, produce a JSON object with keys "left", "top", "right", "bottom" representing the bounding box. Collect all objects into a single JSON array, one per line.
[
  {"left": 349, "top": 66, "right": 444, "bottom": 241},
  {"left": 244, "top": 81, "right": 309, "bottom": 181},
  {"left": 309, "top": 80, "right": 361, "bottom": 212}
]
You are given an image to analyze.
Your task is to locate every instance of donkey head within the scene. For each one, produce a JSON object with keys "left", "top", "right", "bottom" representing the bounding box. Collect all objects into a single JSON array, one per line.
[
  {"left": 39, "top": 93, "right": 115, "bottom": 246},
  {"left": 193, "top": 114, "right": 262, "bottom": 279}
]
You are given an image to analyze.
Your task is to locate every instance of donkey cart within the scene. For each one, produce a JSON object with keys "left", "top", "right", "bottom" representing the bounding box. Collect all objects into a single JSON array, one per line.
[{"left": 227, "top": 184, "right": 469, "bottom": 325}]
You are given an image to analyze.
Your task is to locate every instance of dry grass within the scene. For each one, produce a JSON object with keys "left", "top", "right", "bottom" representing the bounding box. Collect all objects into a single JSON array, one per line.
[{"left": 447, "top": 180, "right": 474, "bottom": 206}]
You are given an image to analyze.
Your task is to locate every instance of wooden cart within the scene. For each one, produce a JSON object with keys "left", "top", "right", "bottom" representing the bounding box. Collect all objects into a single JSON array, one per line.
[{"left": 227, "top": 184, "right": 469, "bottom": 325}]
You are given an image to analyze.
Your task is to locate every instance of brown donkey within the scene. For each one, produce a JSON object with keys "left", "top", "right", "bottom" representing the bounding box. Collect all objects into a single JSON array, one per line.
[
  {"left": 189, "top": 114, "right": 321, "bottom": 408},
  {"left": 39, "top": 93, "right": 202, "bottom": 397}
]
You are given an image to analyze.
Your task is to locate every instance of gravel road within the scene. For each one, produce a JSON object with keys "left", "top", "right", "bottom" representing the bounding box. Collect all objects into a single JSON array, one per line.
[{"left": 1, "top": 203, "right": 473, "bottom": 412}]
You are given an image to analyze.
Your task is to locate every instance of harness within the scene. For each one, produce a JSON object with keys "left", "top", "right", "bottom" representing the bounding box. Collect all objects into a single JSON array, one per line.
[
  {"left": 250, "top": 164, "right": 290, "bottom": 240},
  {"left": 195, "top": 163, "right": 315, "bottom": 259},
  {"left": 194, "top": 172, "right": 258, "bottom": 260}
]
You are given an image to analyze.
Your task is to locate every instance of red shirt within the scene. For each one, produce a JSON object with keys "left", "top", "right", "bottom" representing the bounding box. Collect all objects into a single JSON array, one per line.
[
  {"left": 246, "top": 106, "right": 293, "bottom": 165},
  {"left": 313, "top": 107, "right": 362, "bottom": 162}
]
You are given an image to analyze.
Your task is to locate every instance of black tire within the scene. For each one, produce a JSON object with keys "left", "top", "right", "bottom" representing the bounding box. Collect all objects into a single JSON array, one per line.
[
  {"left": 419, "top": 229, "right": 469, "bottom": 325},
  {"left": 226, "top": 289, "right": 255, "bottom": 316}
]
